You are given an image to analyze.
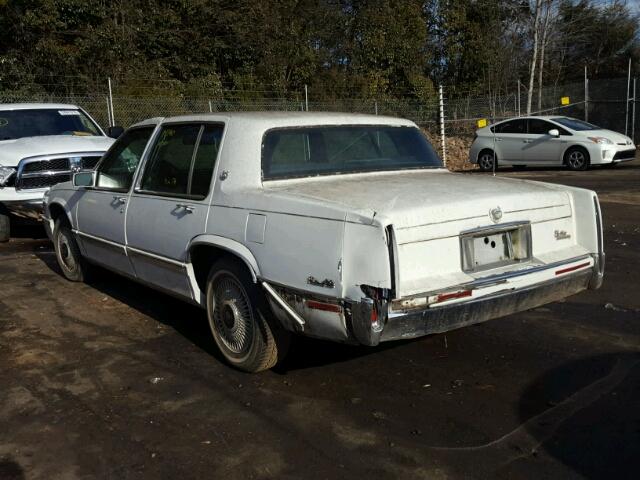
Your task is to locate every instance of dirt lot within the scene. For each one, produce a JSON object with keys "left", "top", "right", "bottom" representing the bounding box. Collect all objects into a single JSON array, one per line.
[{"left": 1, "top": 161, "right": 639, "bottom": 479}]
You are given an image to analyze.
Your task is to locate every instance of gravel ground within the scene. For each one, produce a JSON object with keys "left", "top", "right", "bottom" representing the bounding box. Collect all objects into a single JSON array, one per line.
[{"left": 1, "top": 160, "right": 639, "bottom": 479}]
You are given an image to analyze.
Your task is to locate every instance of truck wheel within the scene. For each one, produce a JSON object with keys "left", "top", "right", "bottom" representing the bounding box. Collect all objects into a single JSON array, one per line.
[
  {"left": 565, "top": 147, "right": 590, "bottom": 171},
  {"left": 206, "top": 258, "right": 289, "bottom": 372},
  {"left": 53, "top": 219, "right": 89, "bottom": 282},
  {"left": 0, "top": 212, "right": 9, "bottom": 243}
]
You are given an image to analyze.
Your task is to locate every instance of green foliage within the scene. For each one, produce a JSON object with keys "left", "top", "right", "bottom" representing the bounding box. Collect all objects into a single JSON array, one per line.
[{"left": 0, "top": 0, "right": 637, "bottom": 99}]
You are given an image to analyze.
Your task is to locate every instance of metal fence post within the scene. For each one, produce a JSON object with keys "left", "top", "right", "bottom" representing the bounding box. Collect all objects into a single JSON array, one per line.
[
  {"left": 304, "top": 85, "right": 309, "bottom": 112},
  {"left": 625, "top": 59, "right": 631, "bottom": 135},
  {"left": 584, "top": 66, "right": 589, "bottom": 122},
  {"left": 633, "top": 77, "right": 637, "bottom": 143},
  {"left": 439, "top": 84, "right": 447, "bottom": 167}
]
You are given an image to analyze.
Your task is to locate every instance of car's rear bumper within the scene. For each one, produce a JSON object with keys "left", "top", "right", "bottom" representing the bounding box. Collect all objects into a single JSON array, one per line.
[{"left": 349, "top": 253, "right": 603, "bottom": 346}]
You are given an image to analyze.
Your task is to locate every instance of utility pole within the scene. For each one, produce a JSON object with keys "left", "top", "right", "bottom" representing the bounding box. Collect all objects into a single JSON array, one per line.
[
  {"left": 304, "top": 85, "right": 309, "bottom": 112},
  {"left": 107, "top": 77, "right": 115, "bottom": 127}
]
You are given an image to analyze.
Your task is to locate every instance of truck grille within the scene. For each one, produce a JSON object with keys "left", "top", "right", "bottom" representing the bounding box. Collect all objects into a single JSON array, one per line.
[{"left": 16, "top": 154, "right": 102, "bottom": 191}]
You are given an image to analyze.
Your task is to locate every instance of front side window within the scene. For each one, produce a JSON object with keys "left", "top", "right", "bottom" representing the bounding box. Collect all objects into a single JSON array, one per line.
[
  {"left": 140, "top": 123, "right": 223, "bottom": 198},
  {"left": 96, "top": 127, "right": 154, "bottom": 190},
  {"left": 0, "top": 108, "right": 101, "bottom": 140},
  {"left": 527, "top": 119, "right": 555, "bottom": 135},
  {"left": 262, "top": 125, "right": 441, "bottom": 180},
  {"left": 552, "top": 117, "right": 599, "bottom": 131}
]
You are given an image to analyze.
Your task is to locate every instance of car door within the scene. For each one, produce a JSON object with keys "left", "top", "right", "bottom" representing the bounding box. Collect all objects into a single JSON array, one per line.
[
  {"left": 75, "top": 126, "right": 156, "bottom": 276},
  {"left": 126, "top": 122, "right": 224, "bottom": 300},
  {"left": 493, "top": 119, "right": 526, "bottom": 163},
  {"left": 521, "top": 119, "right": 566, "bottom": 164}
]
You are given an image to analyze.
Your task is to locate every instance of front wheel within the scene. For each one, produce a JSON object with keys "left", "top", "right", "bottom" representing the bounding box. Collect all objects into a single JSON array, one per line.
[
  {"left": 565, "top": 147, "right": 590, "bottom": 171},
  {"left": 206, "top": 258, "right": 289, "bottom": 372},
  {"left": 53, "top": 219, "right": 90, "bottom": 282}
]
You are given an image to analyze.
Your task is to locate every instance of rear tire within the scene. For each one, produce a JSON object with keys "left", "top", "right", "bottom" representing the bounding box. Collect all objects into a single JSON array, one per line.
[
  {"left": 0, "top": 211, "right": 9, "bottom": 243},
  {"left": 206, "top": 258, "right": 290, "bottom": 372},
  {"left": 53, "top": 218, "right": 90, "bottom": 282},
  {"left": 564, "top": 147, "right": 590, "bottom": 171},
  {"left": 477, "top": 150, "right": 497, "bottom": 172}
]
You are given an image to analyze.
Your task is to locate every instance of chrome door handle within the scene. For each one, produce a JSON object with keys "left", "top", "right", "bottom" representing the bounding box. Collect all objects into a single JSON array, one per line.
[
  {"left": 495, "top": 138, "right": 503, "bottom": 142},
  {"left": 176, "top": 203, "right": 194, "bottom": 213},
  {"left": 114, "top": 196, "right": 127, "bottom": 204}
]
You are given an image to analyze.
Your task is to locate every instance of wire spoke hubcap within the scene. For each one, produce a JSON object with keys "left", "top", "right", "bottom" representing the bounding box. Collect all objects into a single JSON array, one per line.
[
  {"left": 212, "top": 275, "right": 254, "bottom": 355},
  {"left": 57, "top": 234, "right": 76, "bottom": 272}
]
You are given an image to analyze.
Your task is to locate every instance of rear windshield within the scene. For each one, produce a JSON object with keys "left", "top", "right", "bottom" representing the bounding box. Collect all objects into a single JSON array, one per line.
[
  {"left": 551, "top": 117, "right": 600, "bottom": 131},
  {"left": 262, "top": 125, "right": 442, "bottom": 180},
  {"left": 0, "top": 108, "right": 102, "bottom": 140}
]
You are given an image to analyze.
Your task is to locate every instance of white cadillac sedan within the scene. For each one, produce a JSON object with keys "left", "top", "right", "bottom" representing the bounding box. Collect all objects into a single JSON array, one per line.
[
  {"left": 44, "top": 112, "right": 604, "bottom": 372},
  {"left": 469, "top": 116, "right": 636, "bottom": 171}
]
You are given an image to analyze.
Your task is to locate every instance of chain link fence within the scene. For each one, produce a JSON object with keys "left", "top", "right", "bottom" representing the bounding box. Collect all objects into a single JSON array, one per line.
[{"left": 1, "top": 76, "right": 636, "bottom": 171}]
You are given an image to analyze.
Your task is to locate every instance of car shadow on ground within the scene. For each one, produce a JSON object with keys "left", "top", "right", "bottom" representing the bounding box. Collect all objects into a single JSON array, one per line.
[
  {"left": 516, "top": 352, "right": 640, "bottom": 479},
  {"left": 34, "top": 252, "right": 397, "bottom": 372},
  {"left": 0, "top": 458, "right": 25, "bottom": 480}
]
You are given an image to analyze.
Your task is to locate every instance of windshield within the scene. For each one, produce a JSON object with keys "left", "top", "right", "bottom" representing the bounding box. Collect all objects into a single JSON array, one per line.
[
  {"left": 552, "top": 117, "right": 600, "bottom": 131},
  {"left": 262, "top": 125, "right": 442, "bottom": 180},
  {"left": 0, "top": 108, "right": 102, "bottom": 140}
]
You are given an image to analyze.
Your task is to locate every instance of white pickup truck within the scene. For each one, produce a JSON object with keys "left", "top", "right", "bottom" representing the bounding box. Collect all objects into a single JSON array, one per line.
[
  {"left": 43, "top": 112, "right": 604, "bottom": 372},
  {"left": 0, "top": 103, "right": 116, "bottom": 241}
]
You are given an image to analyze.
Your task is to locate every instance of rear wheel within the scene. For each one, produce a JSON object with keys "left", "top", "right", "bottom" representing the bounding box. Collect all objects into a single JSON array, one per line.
[
  {"left": 206, "top": 258, "right": 289, "bottom": 372},
  {"left": 565, "top": 147, "right": 590, "bottom": 171},
  {"left": 477, "top": 150, "right": 497, "bottom": 171},
  {"left": 0, "top": 210, "right": 9, "bottom": 243},
  {"left": 53, "top": 218, "right": 90, "bottom": 282}
]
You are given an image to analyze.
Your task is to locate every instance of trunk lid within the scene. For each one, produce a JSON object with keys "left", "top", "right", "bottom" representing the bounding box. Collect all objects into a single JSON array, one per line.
[{"left": 267, "top": 170, "right": 575, "bottom": 297}]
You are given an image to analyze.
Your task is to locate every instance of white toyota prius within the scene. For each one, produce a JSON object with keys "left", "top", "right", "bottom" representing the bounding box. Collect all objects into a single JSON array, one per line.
[{"left": 469, "top": 116, "right": 636, "bottom": 171}]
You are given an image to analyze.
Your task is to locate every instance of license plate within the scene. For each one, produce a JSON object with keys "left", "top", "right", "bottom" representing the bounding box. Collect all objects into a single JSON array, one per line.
[{"left": 461, "top": 223, "right": 531, "bottom": 272}]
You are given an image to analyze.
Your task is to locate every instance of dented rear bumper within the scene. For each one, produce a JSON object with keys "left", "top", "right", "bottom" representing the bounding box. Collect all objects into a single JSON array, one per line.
[{"left": 348, "top": 255, "right": 602, "bottom": 346}]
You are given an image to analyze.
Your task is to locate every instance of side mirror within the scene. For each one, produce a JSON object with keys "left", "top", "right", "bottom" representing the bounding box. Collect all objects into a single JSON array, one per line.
[
  {"left": 73, "top": 171, "right": 95, "bottom": 188},
  {"left": 548, "top": 129, "right": 560, "bottom": 137},
  {"left": 107, "top": 126, "right": 125, "bottom": 139}
]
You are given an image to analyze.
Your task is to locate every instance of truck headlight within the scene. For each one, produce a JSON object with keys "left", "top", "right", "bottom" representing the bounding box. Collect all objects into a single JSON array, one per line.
[{"left": 0, "top": 165, "right": 16, "bottom": 186}]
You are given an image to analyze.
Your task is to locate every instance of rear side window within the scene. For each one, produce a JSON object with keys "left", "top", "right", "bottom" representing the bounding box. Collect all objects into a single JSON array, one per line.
[
  {"left": 494, "top": 119, "right": 526, "bottom": 134},
  {"left": 262, "top": 125, "right": 441, "bottom": 180},
  {"left": 140, "top": 123, "right": 223, "bottom": 198}
]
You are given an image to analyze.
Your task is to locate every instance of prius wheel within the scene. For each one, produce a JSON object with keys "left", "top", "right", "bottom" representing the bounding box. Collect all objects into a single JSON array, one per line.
[
  {"left": 53, "top": 219, "right": 89, "bottom": 282},
  {"left": 565, "top": 147, "right": 590, "bottom": 171},
  {"left": 206, "top": 258, "right": 289, "bottom": 372},
  {"left": 478, "top": 150, "right": 497, "bottom": 171}
]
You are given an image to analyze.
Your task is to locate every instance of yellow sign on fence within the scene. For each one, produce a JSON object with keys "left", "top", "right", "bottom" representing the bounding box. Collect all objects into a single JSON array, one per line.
[
  {"left": 477, "top": 118, "right": 488, "bottom": 128},
  {"left": 561, "top": 96, "right": 570, "bottom": 105}
]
